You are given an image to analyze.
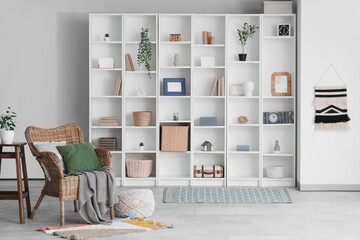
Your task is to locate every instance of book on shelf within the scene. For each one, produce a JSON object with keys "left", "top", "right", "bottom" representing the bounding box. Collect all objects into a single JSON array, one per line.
[
  {"left": 125, "top": 53, "right": 135, "bottom": 71},
  {"left": 220, "top": 77, "right": 225, "bottom": 96},
  {"left": 210, "top": 77, "right": 225, "bottom": 96},
  {"left": 99, "top": 137, "right": 117, "bottom": 151},
  {"left": 113, "top": 76, "right": 122, "bottom": 96},
  {"left": 210, "top": 78, "right": 217, "bottom": 96},
  {"left": 99, "top": 117, "right": 118, "bottom": 126},
  {"left": 217, "top": 78, "right": 221, "bottom": 96}
]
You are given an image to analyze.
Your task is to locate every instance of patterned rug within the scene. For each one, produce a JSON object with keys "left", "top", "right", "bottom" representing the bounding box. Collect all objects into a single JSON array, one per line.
[{"left": 163, "top": 187, "right": 292, "bottom": 204}]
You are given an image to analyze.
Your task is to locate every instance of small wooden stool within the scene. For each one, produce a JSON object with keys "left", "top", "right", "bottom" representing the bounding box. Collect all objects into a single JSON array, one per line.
[{"left": 0, "top": 142, "right": 31, "bottom": 224}]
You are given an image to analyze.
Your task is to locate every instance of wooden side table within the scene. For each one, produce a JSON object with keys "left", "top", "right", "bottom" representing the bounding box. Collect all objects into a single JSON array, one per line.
[{"left": 0, "top": 142, "right": 31, "bottom": 224}]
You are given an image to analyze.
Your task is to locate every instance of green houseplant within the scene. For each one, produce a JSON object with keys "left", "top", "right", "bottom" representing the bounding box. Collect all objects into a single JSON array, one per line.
[
  {"left": 0, "top": 107, "right": 17, "bottom": 144},
  {"left": 237, "top": 23, "right": 259, "bottom": 61},
  {"left": 137, "top": 27, "right": 152, "bottom": 78}
]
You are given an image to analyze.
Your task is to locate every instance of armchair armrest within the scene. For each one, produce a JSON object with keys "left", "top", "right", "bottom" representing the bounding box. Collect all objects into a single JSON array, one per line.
[
  {"left": 36, "top": 152, "right": 64, "bottom": 180},
  {"left": 95, "top": 148, "right": 113, "bottom": 167}
]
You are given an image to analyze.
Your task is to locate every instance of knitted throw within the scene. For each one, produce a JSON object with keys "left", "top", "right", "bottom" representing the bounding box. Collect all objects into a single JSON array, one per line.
[{"left": 314, "top": 86, "right": 350, "bottom": 131}]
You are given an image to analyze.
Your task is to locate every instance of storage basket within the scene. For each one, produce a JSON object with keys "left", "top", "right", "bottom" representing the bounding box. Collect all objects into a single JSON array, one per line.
[
  {"left": 126, "top": 157, "right": 153, "bottom": 178},
  {"left": 133, "top": 111, "right": 152, "bottom": 126},
  {"left": 266, "top": 165, "right": 284, "bottom": 178}
]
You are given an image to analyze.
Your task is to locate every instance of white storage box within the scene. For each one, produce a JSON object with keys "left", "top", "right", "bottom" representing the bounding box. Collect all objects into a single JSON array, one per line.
[
  {"left": 266, "top": 165, "right": 284, "bottom": 178},
  {"left": 262, "top": 1, "right": 293, "bottom": 14}
]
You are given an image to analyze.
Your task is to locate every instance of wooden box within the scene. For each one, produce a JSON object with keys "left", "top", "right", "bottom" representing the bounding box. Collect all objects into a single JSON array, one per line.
[{"left": 161, "top": 125, "right": 189, "bottom": 152}]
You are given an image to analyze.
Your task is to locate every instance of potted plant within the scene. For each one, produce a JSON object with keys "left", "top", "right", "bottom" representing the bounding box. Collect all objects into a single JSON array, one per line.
[
  {"left": 0, "top": 107, "right": 16, "bottom": 144},
  {"left": 173, "top": 113, "right": 179, "bottom": 121},
  {"left": 237, "top": 23, "right": 259, "bottom": 61},
  {"left": 137, "top": 27, "right": 152, "bottom": 78},
  {"left": 104, "top": 33, "right": 110, "bottom": 41},
  {"left": 139, "top": 142, "right": 144, "bottom": 151}
]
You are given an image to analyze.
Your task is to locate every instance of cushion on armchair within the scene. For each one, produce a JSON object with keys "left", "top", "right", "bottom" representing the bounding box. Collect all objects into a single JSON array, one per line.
[
  {"left": 56, "top": 143, "right": 102, "bottom": 175},
  {"left": 33, "top": 141, "right": 67, "bottom": 173}
]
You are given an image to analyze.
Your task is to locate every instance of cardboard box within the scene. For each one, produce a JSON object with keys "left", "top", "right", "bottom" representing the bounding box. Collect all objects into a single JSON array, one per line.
[
  {"left": 161, "top": 125, "right": 189, "bottom": 152},
  {"left": 262, "top": 1, "right": 293, "bottom": 14}
]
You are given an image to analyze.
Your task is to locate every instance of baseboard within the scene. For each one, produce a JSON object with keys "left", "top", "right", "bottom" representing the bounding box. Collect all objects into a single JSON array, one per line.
[{"left": 299, "top": 184, "right": 360, "bottom": 191}]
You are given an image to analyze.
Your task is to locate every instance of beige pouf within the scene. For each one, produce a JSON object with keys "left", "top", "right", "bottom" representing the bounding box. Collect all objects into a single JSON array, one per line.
[{"left": 114, "top": 189, "right": 155, "bottom": 218}]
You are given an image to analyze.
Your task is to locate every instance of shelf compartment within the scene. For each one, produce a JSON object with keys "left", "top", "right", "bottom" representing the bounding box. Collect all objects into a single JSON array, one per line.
[
  {"left": 263, "top": 153, "right": 294, "bottom": 157},
  {"left": 160, "top": 68, "right": 191, "bottom": 96},
  {"left": 91, "top": 44, "right": 122, "bottom": 69},
  {"left": 159, "top": 15, "right": 191, "bottom": 42},
  {"left": 228, "top": 98, "right": 260, "bottom": 125},
  {"left": 159, "top": 98, "right": 190, "bottom": 122},
  {"left": 159, "top": 152, "right": 190, "bottom": 179},
  {"left": 90, "top": 128, "right": 122, "bottom": 151},
  {"left": 124, "top": 14, "right": 157, "bottom": 42},
  {"left": 125, "top": 153, "right": 157, "bottom": 178},
  {"left": 160, "top": 41, "right": 191, "bottom": 45},
  {"left": 228, "top": 63, "right": 260, "bottom": 96},
  {"left": 192, "top": 178, "right": 225, "bottom": 187},
  {"left": 90, "top": 14, "right": 122, "bottom": 42},
  {"left": 227, "top": 127, "right": 259, "bottom": 152},
  {"left": 227, "top": 154, "right": 259, "bottom": 179},
  {"left": 124, "top": 45, "right": 156, "bottom": 72},
  {"left": 125, "top": 98, "right": 156, "bottom": 126},
  {"left": 193, "top": 128, "right": 224, "bottom": 152},
  {"left": 91, "top": 98, "right": 122, "bottom": 126},
  {"left": 194, "top": 44, "right": 225, "bottom": 48},
  {"left": 263, "top": 15, "right": 295, "bottom": 37},
  {"left": 124, "top": 73, "right": 156, "bottom": 96},
  {"left": 263, "top": 127, "right": 295, "bottom": 153},
  {"left": 123, "top": 178, "right": 156, "bottom": 187},
  {"left": 193, "top": 15, "right": 225, "bottom": 45},
  {"left": 263, "top": 156, "right": 294, "bottom": 180},
  {"left": 91, "top": 71, "right": 122, "bottom": 97},
  {"left": 193, "top": 47, "right": 225, "bottom": 67},
  {"left": 193, "top": 98, "right": 225, "bottom": 126},
  {"left": 227, "top": 15, "right": 260, "bottom": 61},
  {"left": 193, "top": 152, "right": 224, "bottom": 166},
  {"left": 263, "top": 98, "right": 294, "bottom": 113},
  {"left": 112, "top": 154, "right": 122, "bottom": 178},
  {"left": 193, "top": 68, "right": 225, "bottom": 96},
  {"left": 124, "top": 128, "right": 156, "bottom": 152},
  {"left": 160, "top": 44, "right": 191, "bottom": 67}
]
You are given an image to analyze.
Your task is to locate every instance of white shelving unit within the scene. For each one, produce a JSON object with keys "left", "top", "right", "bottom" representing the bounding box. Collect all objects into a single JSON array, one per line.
[{"left": 89, "top": 13, "right": 296, "bottom": 187}]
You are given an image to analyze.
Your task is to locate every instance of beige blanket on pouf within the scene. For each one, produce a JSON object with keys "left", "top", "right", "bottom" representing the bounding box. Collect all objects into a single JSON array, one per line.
[{"left": 76, "top": 166, "right": 117, "bottom": 223}]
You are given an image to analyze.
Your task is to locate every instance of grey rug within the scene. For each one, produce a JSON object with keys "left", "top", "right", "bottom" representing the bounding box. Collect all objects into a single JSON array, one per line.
[{"left": 163, "top": 187, "right": 292, "bottom": 204}]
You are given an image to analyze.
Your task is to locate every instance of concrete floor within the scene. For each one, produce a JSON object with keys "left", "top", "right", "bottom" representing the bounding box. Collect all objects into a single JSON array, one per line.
[{"left": 1, "top": 180, "right": 360, "bottom": 240}]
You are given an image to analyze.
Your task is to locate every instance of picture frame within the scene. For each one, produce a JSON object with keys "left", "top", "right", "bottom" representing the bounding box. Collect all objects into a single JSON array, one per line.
[
  {"left": 170, "top": 34, "right": 181, "bottom": 42},
  {"left": 98, "top": 57, "right": 115, "bottom": 69},
  {"left": 229, "top": 84, "right": 243, "bottom": 96},
  {"left": 200, "top": 56, "right": 215, "bottom": 67},
  {"left": 163, "top": 78, "right": 186, "bottom": 96},
  {"left": 271, "top": 72, "right": 291, "bottom": 96},
  {"left": 277, "top": 23, "right": 291, "bottom": 36}
]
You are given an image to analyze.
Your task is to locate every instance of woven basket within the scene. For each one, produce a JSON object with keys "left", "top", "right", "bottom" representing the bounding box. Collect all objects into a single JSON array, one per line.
[
  {"left": 133, "top": 111, "right": 152, "bottom": 126},
  {"left": 126, "top": 157, "right": 153, "bottom": 178}
]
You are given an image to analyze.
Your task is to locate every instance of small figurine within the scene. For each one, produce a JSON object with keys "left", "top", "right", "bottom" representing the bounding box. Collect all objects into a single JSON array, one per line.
[
  {"left": 173, "top": 53, "right": 181, "bottom": 66},
  {"left": 201, "top": 141, "right": 214, "bottom": 151},
  {"left": 136, "top": 88, "right": 145, "bottom": 96},
  {"left": 274, "top": 140, "right": 280, "bottom": 153},
  {"left": 139, "top": 142, "right": 144, "bottom": 151},
  {"left": 173, "top": 113, "right": 179, "bottom": 121},
  {"left": 104, "top": 33, "right": 110, "bottom": 41}
]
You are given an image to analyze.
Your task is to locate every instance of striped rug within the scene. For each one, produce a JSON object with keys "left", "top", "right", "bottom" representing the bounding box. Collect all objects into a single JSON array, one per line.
[{"left": 163, "top": 187, "right": 292, "bottom": 204}]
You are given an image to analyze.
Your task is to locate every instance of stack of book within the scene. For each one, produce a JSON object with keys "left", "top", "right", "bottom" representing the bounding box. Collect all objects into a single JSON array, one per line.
[
  {"left": 99, "top": 138, "right": 117, "bottom": 151},
  {"left": 99, "top": 117, "right": 118, "bottom": 126},
  {"left": 210, "top": 77, "right": 225, "bottom": 96}
]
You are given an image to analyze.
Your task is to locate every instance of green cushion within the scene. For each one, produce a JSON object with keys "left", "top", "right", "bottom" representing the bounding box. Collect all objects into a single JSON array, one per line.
[{"left": 56, "top": 143, "right": 102, "bottom": 175}]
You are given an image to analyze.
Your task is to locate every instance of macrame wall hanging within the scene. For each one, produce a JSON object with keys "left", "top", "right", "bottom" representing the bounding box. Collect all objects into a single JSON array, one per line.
[{"left": 314, "top": 64, "right": 351, "bottom": 131}]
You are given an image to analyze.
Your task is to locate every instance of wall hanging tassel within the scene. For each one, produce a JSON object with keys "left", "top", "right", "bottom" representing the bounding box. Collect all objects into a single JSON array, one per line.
[{"left": 313, "top": 64, "right": 350, "bottom": 131}]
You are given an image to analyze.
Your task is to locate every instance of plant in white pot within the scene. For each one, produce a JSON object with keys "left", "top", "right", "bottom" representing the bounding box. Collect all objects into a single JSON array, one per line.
[
  {"left": 237, "top": 23, "right": 259, "bottom": 61},
  {"left": 0, "top": 107, "right": 17, "bottom": 144}
]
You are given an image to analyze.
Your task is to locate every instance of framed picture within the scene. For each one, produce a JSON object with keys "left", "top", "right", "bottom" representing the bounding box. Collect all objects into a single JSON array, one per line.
[
  {"left": 170, "top": 34, "right": 181, "bottom": 42},
  {"left": 229, "top": 84, "right": 243, "bottom": 96},
  {"left": 271, "top": 72, "right": 291, "bottom": 96},
  {"left": 98, "top": 57, "right": 114, "bottom": 69},
  {"left": 200, "top": 56, "right": 215, "bottom": 67},
  {"left": 277, "top": 23, "right": 291, "bottom": 36},
  {"left": 163, "top": 78, "right": 186, "bottom": 96}
]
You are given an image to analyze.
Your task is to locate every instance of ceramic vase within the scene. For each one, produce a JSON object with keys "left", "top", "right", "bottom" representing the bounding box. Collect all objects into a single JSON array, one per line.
[{"left": 274, "top": 140, "right": 280, "bottom": 153}]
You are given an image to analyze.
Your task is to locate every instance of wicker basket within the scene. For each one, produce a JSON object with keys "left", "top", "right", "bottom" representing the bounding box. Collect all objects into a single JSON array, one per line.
[
  {"left": 126, "top": 157, "right": 153, "bottom": 178},
  {"left": 133, "top": 111, "right": 152, "bottom": 126}
]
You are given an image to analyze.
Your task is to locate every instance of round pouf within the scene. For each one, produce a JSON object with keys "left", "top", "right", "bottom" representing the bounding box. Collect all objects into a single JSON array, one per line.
[{"left": 114, "top": 189, "right": 155, "bottom": 218}]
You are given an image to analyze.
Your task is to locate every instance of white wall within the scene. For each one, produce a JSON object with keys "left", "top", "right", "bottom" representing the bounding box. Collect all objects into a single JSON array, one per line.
[
  {"left": 0, "top": 0, "right": 265, "bottom": 178},
  {"left": 298, "top": 0, "right": 360, "bottom": 190}
]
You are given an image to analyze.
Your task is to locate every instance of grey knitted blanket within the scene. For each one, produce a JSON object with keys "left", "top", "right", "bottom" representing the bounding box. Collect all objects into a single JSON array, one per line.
[{"left": 76, "top": 166, "right": 117, "bottom": 224}]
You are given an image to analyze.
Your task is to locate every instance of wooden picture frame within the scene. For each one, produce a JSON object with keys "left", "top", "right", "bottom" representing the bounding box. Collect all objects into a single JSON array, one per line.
[
  {"left": 271, "top": 72, "right": 291, "bottom": 96},
  {"left": 170, "top": 34, "right": 181, "bottom": 42}
]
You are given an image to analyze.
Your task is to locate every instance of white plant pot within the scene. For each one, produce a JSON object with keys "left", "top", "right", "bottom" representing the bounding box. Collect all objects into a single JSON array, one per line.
[
  {"left": 1, "top": 130, "right": 15, "bottom": 144},
  {"left": 104, "top": 37, "right": 110, "bottom": 42},
  {"left": 243, "top": 81, "right": 255, "bottom": 96}
]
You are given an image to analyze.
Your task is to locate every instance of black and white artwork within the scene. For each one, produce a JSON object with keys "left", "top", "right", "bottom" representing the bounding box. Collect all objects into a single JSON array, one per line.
[{"left": 277, "top": 23, "right": 290, "bottom": 36}]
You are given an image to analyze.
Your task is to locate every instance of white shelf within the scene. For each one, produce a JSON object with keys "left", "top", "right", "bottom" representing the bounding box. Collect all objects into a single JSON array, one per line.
[
  {"left": 125, "top": 71, "right": 156, "bottom": 74},
  {"left": 263, "top": 36, "right": 295, "bottom": 40},
  {"left": 160, "top": 66, "right": 191, "bottom": 69},
  {"left": 263, "top": 96, "right": 294, "bottom": 99},
  {"left": 160, "top": 120, "right": 191, "bottom": 123},
  {"left": 160, "top": 96, "right": 191, "bottom": 98},
  {"left": 159, "top": 176, "right": 190, "bottom": 180},
  {"left": 125, "top": 41, "right": 157, "bottom": 44},
  {"left": 263, "top": 177, "right": 294, "bottom": 181},
  {"left": 194, "top": 44, "right": 225, "bottom": 48},
  {"left": 91, "top": 41, "right": 122, "bottom": 44},
  {"left": 125, "top": 96, "right": 156, "bottom": 98},
  {"left": 228, "top": 151, "right": 259, "bottom": 154},
  {"left": 263, "top": 124, "right": 295, "bottom": 127},
  {"left": 160, "top": 41, "right": 191, "bottom": 45},
  {"left": 193, "top": 66, "right": 226, "bottom": 69},
  {"left": 228, "top": 177, "right": 259, "bottom": 181},
  {"left": 228, "top": 61, "right": 260, "bottom": 64},
  {"left": 125, "top": 150, "right": 157, "bottom": 153},
  {"left": 92, "top": 68, "right": 122, "bottom": 71},
  {"left": 263, "top": 153, "right": 294, "bottom": 157},
  {"left": 91, "top": 96, "right": 122, "bottom": 98},
  {"left": 194, "top": 126, "right": 225, "bottom": 129},
  {"left": 193, "top": 151, "right": 225, "bottom": 154},
  {"left": 125, "top": 126, "right": 156, "bottom": 129},
  {"left": 91, "top": 126, "right": 122, "bottom": 129},
  {"left": 228, "top": 124, "right": 259, "bottom": 127},
  {"left": 194, "top": 96, "right": 225, "bottom": 99},
  {"left": 229, "top": 96, "right": 259, "bottom": 99}
]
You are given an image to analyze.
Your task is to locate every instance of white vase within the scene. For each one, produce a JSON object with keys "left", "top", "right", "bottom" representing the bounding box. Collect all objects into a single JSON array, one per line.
[
  {"left": 243, "top": 81, "right": 255, "bottom": 96},
  {"left": 0, "top": 130, "right": 15, "bottom": 144}
]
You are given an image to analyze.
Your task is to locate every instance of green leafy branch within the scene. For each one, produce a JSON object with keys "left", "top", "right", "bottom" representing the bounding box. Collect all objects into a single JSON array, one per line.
[
  {"left": 237, "top": 23, "right": 259, "bottom": 54},
  {"left": 137, "top": 27, "right": 152, "bottom": 78},
  {"left": 0, "top": 107, "right": 16, "bottom": 131}
]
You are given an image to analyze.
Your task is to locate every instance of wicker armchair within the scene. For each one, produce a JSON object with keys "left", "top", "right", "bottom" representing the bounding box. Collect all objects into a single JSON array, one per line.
[{"left": 25, "top": 123, "right": 114, "bottom": 226}]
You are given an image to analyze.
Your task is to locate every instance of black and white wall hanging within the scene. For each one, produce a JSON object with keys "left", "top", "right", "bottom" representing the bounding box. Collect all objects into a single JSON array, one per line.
[{"left": 314, "top": 64, "right": 350, "bottom": 131}]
